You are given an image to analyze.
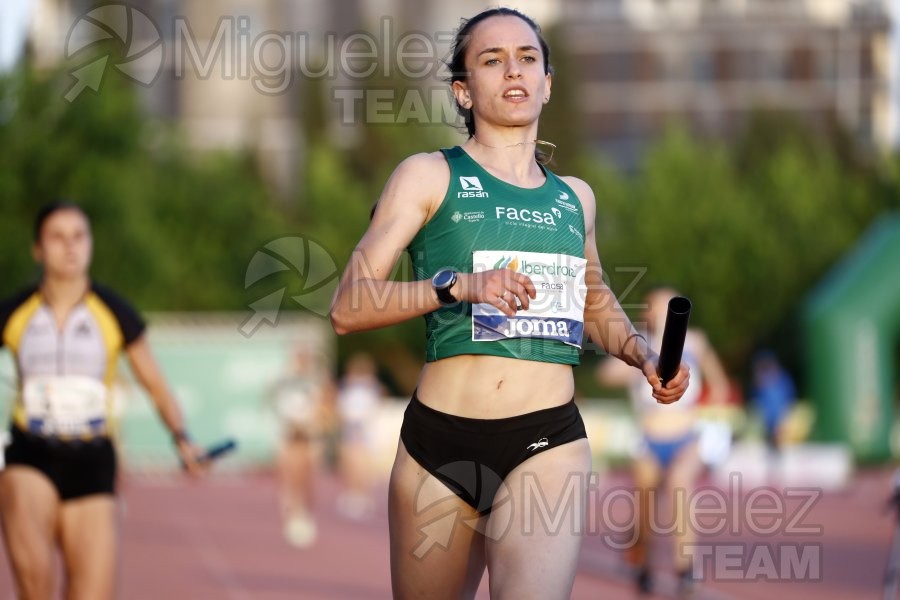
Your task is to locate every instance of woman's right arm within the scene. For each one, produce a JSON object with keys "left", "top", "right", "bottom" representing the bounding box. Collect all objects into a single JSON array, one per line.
[
  {"left": 330, "top": 153, "right": 450, "bottom": 335},
  {"left": 330, "top": 152, "right": 536, "bottom": 335}
]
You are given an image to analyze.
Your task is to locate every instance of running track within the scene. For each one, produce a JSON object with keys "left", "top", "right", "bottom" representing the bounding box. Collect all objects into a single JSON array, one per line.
[{"left": 0, "top": 468, "right": 893, "bottom": 599}]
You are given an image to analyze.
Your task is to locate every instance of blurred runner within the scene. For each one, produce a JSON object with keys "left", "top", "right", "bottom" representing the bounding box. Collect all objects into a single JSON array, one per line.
[
  {"left": 335, "top": 352, "right": 384, "bottom": 521},
  {"left": 0, "top": 201, "right": 203, "bottom": 600},
  {"left": 269, "top": 344, "right": 334, "bottom": 548},
  {"left": 597, "top": 287, "right": 729, "bottom": 598}
]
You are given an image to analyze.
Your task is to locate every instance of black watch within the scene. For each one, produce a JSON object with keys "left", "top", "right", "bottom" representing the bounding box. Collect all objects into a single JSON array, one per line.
[{"left": 432, "top": 269, "right": 459, "bottom": 305}]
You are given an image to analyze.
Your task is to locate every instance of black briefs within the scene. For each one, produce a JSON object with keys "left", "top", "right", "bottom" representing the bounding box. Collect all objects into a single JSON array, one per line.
[
  {"left": 400, "top": 391, "right": 587, "bottom": 515},
  {"left": 5, "top": 426, "right": 117, "bottom": 501}
]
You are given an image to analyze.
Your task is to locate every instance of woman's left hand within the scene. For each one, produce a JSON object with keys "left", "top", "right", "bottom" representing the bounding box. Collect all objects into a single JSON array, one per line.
[
  {"left": 176, "top": 438, "right": 207, "bottom": 476},
  {"left": 641, "top": 359, "right": 691, "bottom": 405}
]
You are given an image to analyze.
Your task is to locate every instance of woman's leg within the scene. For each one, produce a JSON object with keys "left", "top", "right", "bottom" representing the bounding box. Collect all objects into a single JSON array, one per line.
[
  {"left": 0, "top": 467, "right": 61, "bottom": 600},
  {"left": 58, "top": 495, "right": 118, "bottom": 600},
  {"left": 485, "top": 439, "right": 592, "bottom": 600},
  {"left": 278, "top": 433, "right": 315, "bottom": 519},
  {"left": 631, "top": 452, "right": 662, "bottom": 570},
  {"left": 667, "top": 441, "right": 704, "bottom": 574},
  {"left": 278, "top": 432, "right": 319, "bottom": 547},
  {"left": 337, "top": 440, "right": 375, "bottom": 518},
  {"left": 389, "top": 441, "right": 487, "bottom": 599}
]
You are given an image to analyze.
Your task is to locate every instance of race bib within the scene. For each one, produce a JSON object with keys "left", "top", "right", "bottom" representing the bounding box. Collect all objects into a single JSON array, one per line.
[
  {"left": 22, "top": 375, "right": 109, "bottom": 437},
  {"left": 472, "top": 250, "right": 587, "bottom": 347}
]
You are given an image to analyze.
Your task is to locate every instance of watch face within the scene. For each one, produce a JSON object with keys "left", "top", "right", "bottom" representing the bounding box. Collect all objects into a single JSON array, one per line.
[{"left": 433, "top": 270, "right": 455, "bottom": 288}]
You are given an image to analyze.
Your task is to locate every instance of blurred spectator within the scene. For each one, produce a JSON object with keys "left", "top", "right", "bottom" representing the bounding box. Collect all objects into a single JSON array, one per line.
[
  {"left": 335, "top": 352, "right": 384, "bottom": 520},
  {"left": 751, "top": 350, "right": 797, "bottom": 454},
  {"left": 269, "top": 345, "right": 334, "bottom": 548}
]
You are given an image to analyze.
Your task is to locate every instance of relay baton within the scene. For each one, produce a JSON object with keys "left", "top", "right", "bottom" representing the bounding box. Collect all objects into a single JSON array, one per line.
[
  {"left": 656, "top": 296, "right": 692, "bottom": 385},
  {"left": 198, "top": 438, "right": 238, "bottom": 464}
]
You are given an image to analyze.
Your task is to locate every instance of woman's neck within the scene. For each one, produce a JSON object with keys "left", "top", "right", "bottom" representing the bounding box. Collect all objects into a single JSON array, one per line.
[
  {"left": 40, "top": 275, "right": 90, "bottom": 309},
  {"left": 463, "top": 129, "right": 545, "bottom": 186}
]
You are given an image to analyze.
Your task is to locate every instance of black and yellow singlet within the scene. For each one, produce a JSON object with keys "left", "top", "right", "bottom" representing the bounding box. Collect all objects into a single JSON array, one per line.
[{"left": 0, "top": 283, "right": 145, "bottom": 440}]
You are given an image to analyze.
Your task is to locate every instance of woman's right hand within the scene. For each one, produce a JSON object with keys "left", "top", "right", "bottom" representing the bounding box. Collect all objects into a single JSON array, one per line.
[{"left": 455, "top": 269, "right": 536, "bottom": 317}]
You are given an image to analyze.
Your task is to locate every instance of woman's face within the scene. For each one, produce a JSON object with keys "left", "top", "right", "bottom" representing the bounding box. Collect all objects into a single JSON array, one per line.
[
  {"left": 454, "top": 15, "right": 551, "bottom": 132},
  {"left": 33, "top": 209, "right": 93, "bottom": 279}
]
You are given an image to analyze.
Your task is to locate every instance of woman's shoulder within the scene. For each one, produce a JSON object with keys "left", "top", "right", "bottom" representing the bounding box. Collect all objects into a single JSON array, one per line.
[
  {"left": 685, "top": 328, "right": 713, "bottom": 353},
  {"left": 0, "top": 284, "right": 40, "bottom": 327},
  {"left": 557, "top": 175, "right": 596, "bottom": 218},
  {"left": 392, "top": 150, "right": 451, "bottom": 181},
  {"left": 377, "top": 151, "right": 452, "bottom": 216},
  {"left": 0, "top": 284, "right": 39, "bottom": 308},
  {"left": 556, "top": 175, "right": 593, "bottom": 200},
  {"left": 89, "top": 282, "right": 147, "bottom": 344}
]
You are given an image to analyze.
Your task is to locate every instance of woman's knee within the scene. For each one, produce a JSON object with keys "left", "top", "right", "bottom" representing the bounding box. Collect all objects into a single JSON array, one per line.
[
  {"left": 488, "top": 548, "right": 577, "bottom": 600},
  {"left": 65, "top": 571, "right": 115, "bottom": 600},
  {"left": 10, "top": 547, "right": 55, "bottom": 598},
  {"left": 61, "top": 540, "right": 116, "bottom": 600}
]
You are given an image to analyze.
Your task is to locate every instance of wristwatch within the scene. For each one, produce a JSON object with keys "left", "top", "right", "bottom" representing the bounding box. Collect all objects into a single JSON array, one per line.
[{"left": 432, "top": 269, "right": 459, "bottom": 305}]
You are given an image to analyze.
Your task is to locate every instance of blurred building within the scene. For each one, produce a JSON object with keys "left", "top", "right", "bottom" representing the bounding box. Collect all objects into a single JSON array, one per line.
[
  {"left": 26, "top": 0, "right": 366, "bottom": 198},
  {"left": 21, "top": 0, "right": 895, "bottom": 180},
  {"left": 559, "top": 0, "right": 892, "bottom": 168}
]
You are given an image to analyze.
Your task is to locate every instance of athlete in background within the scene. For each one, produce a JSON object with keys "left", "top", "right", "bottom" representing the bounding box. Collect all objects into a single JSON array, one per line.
[
  {"left": 0, "top": 202, "right": 203, "bottom": 600},
  {"left": 335, "top": 352, "right": 384, "bottom": 520},
  {"left": 269, "top": 344, "right": 334, "bottom": 547},
  {"left": 597, "top": 287, "right": 729, "bottom": 597}
]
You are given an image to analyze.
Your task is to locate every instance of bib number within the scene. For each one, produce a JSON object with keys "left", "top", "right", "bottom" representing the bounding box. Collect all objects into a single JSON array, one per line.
[
  {"left": 472, "top": 250, "right": 587, "bottom": 347},
  {"left": 22, "top": 375, "right": 108, "bottom": 437}
]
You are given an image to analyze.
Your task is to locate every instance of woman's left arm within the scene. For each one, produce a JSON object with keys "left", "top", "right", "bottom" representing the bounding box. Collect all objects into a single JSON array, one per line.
[
  {"left": 126, "top": 335, "right": 204, "bottom": 474},
  {"left": 695, "top": 330, "right": 730, "bottom": 405},
  {"left": 563, "top": 176, "right": 690, "bottom": 405}
]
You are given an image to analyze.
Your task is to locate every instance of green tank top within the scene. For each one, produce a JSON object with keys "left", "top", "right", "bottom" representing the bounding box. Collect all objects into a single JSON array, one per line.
[{"left": 408, "top": 146, "right": 587, "bottom": 365}]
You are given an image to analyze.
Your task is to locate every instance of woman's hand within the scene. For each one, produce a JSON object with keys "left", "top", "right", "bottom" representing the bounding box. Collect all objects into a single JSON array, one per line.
[
  {"left": 455, "top": 269, "right": 537, "bottom": 317},
  {"left": 640, "top": 357, "right": 691, "bottom": 405},
  {"left": 174, "top": 435, "right": 207, "bottom": 477}
]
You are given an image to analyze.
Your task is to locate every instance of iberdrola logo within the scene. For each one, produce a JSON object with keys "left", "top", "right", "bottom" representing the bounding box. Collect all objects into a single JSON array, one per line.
[{"left": 493, "top": 256, "right": 519, "bottom": 271}]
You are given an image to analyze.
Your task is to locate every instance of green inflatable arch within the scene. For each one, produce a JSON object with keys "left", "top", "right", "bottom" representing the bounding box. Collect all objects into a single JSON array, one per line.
[{"left": 804, "top": 213, "right": 900, "bottom": 462}]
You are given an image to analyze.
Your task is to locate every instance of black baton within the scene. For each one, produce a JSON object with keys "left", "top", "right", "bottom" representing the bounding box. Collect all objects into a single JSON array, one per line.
[{"left": 657, "top": 296, "right": 692, "bottom": 384}]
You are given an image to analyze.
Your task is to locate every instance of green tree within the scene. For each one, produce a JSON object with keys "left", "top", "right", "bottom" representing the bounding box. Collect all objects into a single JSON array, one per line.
[
  {"left": 580, "top": 117, "right": 893, "bottom": 381},
  {"left": 0, "top": 66, "right": 292, "bottom": 310}
]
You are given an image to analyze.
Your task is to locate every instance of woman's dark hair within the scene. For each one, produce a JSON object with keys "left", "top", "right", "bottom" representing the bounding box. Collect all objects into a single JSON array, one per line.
[
  {"left": 447, "top": 8, "right": 553, "bottom": 138},
  {"left": 33, "top": 201, "right": 89, "bottom": 242}
]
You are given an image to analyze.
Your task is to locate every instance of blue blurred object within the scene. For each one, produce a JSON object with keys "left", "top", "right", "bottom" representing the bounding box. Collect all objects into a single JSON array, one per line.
[
  {"left": 200, "top": 438, "right": 238, "bottom": 464},
  {"left": 752, "top": 350, "right": 796, "bottom": 447}
]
